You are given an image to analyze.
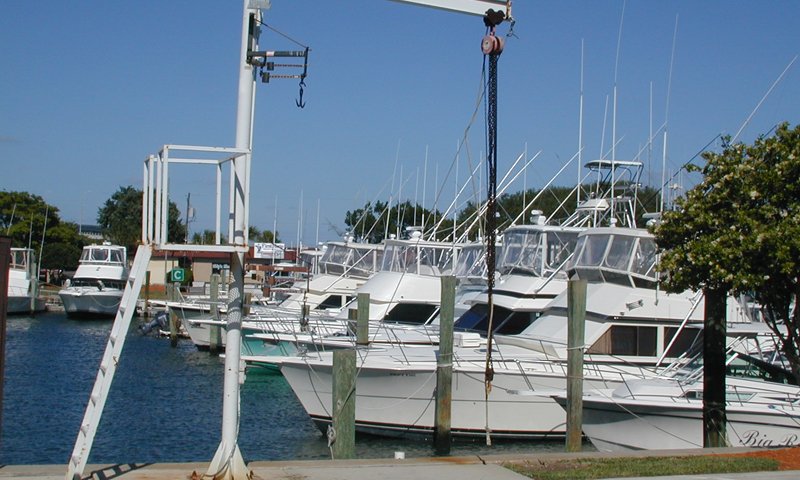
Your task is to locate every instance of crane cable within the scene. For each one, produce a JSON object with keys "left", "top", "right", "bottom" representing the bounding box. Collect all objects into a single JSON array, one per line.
[{"left": 481, "top": 9, "right": 506, "bottom": 447}]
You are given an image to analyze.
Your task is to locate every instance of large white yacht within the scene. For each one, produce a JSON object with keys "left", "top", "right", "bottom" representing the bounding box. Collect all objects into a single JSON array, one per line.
[{"left": 59, "top": 243, "right": 128, "bottom": 318}]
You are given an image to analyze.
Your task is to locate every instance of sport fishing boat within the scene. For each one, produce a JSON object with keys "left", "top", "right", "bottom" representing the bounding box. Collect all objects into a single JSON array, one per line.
[
  {"left": 59, "top": 243, "right": 128, "bottom": 318},
  {"left": 556, "top": 331, "right": 800, "bottom": 452}
]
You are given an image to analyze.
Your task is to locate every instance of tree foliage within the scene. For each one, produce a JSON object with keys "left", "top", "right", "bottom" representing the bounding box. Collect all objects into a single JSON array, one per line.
[
  {"left": 0, "top": 190, "right": 85, "bottom": 270},
  {"left": 98, "top": 186, "right": 186, "bottom": 254},
  {"left": 653, "top": 123, "right": 800, "bottom": 376}
]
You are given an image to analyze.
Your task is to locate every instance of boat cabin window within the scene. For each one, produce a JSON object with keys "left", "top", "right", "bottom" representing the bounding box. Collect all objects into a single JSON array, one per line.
[
  {"left": 726, "top": 353, "right": 799, "bottom": 385},
  {"left": 383, "top": 303, "right": 439, "bottom": 325},
  {"left": 454, "top": 304, "right": 534, "bottom": 335},
  {"left": 455, "top": 304, "right": 490, "bottom": 332},
  {"left": 82, "top": 248, "right": 108, "bottom": 262},
  {"left": 316, "top": 294, "right": 353, "bottom": 310},
  {"left": 110, "top": 249, "right": 124, "bottom": 263},
  {"left": 663, "top": 327, "right": 703, "bottom": 359},
  {"left": 587, "top": 325, "right": 657, "bottom": 356}
]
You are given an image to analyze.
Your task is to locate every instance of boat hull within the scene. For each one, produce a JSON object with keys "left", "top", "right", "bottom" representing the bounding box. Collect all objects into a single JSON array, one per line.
[
  {"left": 7, "top": 296, "right": 46, "bottom": 315},
  {"left": 578, "top": 395, "right": 800, "bottom": 452},
  {"left": 280, "top": 354, "right": 629, "bottom": 439},
  {"left": 59, "top": 288, "right": 122, "bottom": 318}
]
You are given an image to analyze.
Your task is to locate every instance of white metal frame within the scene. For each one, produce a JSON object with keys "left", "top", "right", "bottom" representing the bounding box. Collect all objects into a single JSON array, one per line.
[{"left": 142, "top": 144, "right": 251, "bottom": 253}]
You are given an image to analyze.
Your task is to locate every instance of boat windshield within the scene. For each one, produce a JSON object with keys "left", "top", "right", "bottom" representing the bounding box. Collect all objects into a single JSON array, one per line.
[
  {"left": 381, "top": 241, "right": 458, "bottom": 276},
  {"left": 498, "top": 228, "right": 579, "bottom": 277},
  {"left": 570, "top": 230, "right": 658, "bottom": 288},
  {"left": 319, "top": 243, "right": 382, "bottom": 278},
  {"left": 452, "top": 243, "right": 487, "bottom": 281},
  {"left": 80, "top": 245, "right": 126, "bottom": 265}
]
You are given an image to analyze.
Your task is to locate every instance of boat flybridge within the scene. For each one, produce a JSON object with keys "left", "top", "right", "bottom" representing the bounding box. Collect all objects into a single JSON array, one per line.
[
  {"left": 334, "top": 230, "right": 462, "bottom": 326},
  {"left": 506, "top": 226, "right": 761, "bottom": 363},
  {"left": 7, "top": 247, "right": 46, "bottom": 314}
]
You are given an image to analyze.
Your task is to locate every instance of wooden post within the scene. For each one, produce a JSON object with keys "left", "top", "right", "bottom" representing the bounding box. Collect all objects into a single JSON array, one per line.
[
  {"left": 169, "top": 281, "right": 179, "bottom": 347},
  {"left": 703, "top": 287, "right": 727, "bottom": 447},
  {"left": 0, "top": 237, "right": 11, "bottom": 436},
  {"left": 300, "top": 304, "right": 310, "bottom": 332},
  {"left": 243, "top": 292, "right": 252, "bottom": 317},
  {"left": 209, "top": 274, "right": 221, "bottom": 353},
  {"left": 434, "top": 275, "right": 456, "bottom": 454},
  {"left": 356, "top": 292, "right": 370, "bottom": 346},
  {"left": 566, "top": 277, "right": 587, "bottom": 452},
  {"left": 143, "top": 271, "right": 151, "bottom": 318},
  {"left": 331, "top": 349, "right": 356, "bottom": 459},
  {"left": 347, "top": 307, "right": 357, "bottom": 336}
]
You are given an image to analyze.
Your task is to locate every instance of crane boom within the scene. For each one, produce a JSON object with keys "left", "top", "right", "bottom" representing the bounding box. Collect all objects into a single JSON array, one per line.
[{"left": 389, "top": 0, "right": 510, "bottom": 17}]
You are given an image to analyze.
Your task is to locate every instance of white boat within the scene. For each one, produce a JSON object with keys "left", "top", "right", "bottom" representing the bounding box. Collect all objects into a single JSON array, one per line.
[
  {"left": 7, "top": 248, "right": 46, "bottom": 314},
  {"left": 270, "top": 225, "right": 763, "bottom": 439},
  {"left": 561, "top": 347, "right": 800, "bottom": 452},
  {"left": 58, "top": 243, "right": 128, "bottom": 318},
  {"left": 266, "top": 239, "right": 383, "bottom": 316},
  {"left": 176, "top": 239, "right": 383, "bottom": 350}
]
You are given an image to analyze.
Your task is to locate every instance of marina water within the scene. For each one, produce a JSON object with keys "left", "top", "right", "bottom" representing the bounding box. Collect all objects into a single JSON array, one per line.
[{"left": 1, "top": 312, "right": 567, "bottom": 465}]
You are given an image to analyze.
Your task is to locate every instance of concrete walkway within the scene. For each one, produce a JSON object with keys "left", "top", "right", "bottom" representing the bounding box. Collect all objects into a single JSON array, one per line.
[{"left": 0, "top": 448, "right": 796, "bottom": 480}]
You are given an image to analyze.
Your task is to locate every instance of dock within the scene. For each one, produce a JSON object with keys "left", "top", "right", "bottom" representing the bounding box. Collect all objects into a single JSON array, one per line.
[{"left": 0, "top": 448, "right": 793, "bottom": 480}]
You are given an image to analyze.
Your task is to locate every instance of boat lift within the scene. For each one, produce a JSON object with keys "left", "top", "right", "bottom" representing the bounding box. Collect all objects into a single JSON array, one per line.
[{"left": 66, "top": 1, "right": 512, "bottom": 479}]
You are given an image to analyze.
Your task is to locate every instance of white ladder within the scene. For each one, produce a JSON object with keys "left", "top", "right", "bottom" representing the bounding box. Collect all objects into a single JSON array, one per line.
[{"left": 66, "top": 245, "right": 152, "bottom": 480}]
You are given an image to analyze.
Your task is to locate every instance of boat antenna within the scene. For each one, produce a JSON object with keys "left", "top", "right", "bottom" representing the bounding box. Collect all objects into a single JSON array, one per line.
[
  {"left": 660, "top": 14, "right": 679, "bottom": 214},
  {"left": 37, "top": 205, "right": 49, "bottom": 287},
  {"left": 731, "top": 54, "right": 797, "bottom": 144},
  {"left": 610, "top": 0, "right": 626, "bottom": 223}
]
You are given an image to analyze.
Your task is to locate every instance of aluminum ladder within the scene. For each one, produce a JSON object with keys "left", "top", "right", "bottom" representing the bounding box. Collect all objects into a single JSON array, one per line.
[{"left": 66, "top": 245, "right": 152, "bottom": 480}]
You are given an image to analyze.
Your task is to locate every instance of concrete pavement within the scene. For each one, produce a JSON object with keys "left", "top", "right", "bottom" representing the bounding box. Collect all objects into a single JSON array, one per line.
[{"left": 1, "top": 447, "right": 796, "bottom": 480}]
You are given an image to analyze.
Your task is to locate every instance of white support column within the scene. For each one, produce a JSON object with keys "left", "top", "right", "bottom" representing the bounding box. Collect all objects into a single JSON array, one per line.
[
  {"left": 147, "top": 155, "right": 155, "bottom": 243},
  {"left": 216, "top": 161, "right": 222, "bottom": 245},
  {"left": 154, "top": 152, "right": 163, "bottom": 245},
  {"left": 141, "top": 159, "right": 148, "bottom": 245},
  {"left": 161, "top": 147, "right": 170, "bottom": 244},
  {"left": 205, "top": 1, "right": 260, "bottom": 478}
]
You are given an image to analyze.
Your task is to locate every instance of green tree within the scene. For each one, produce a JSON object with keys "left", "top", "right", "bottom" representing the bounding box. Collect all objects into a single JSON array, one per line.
[
  {"left": 653, "top": 123, "right": 800, "bottom": 378},
  {"left": 0, "top": 190, "right": 85, "bottom": 269},
  {"left": 249, "top": 226, "right": 278, "bottom": 243},
  {"left": 98, "top": 186, "right": 186, "bottom": 254}
]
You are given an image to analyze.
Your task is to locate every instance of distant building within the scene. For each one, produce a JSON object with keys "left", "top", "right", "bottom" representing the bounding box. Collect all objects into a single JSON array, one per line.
[{"left": 78, "top": 224, "right": 104, "bottom": 242}]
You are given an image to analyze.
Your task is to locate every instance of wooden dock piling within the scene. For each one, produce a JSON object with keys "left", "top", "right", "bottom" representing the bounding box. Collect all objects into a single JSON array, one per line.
[
  {"left": 434, "top": 275, "right": 456, "bottom": 455},
  {"left": 331, "top": 349, "right": 356, "bottom": 459},
  {"left": 356, "top": 292, "right": 370, "bottom": 346},
  {"left": 566, "top": 277, "right": 587, "bottom": 452}
]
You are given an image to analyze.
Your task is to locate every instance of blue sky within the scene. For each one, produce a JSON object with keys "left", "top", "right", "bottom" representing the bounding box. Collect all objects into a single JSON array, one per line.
[{"left": 1, "top": 1, "right": 798, "bottom": 246}]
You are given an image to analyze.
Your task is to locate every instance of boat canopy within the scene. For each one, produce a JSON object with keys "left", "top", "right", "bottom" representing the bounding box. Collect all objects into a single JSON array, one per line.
[
  {"left": 318, "top": 242, "right": 383, "bottom": 278},
  {"left": 569, "top": 227, "right": 658, "bottom": 289},
  {"left": 452, "top": 242, "right": 487, "bottom": 281},
  {"left": 498, "top": 225, "right": 582, "bottom": 278},
  {"left": 381, "top": 238, "right": 460, "bottom": 276}
]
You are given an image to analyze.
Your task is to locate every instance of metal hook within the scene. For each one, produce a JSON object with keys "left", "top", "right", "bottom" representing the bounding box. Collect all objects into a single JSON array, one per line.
[{"left": 296, "top": 79, "right": 306, "bottom": 108}]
